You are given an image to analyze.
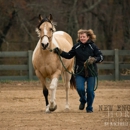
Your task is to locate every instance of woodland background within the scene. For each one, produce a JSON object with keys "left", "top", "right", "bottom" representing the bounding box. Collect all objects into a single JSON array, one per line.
[{"left": 0, "top": 0, "right": 130, "bottom": 52}]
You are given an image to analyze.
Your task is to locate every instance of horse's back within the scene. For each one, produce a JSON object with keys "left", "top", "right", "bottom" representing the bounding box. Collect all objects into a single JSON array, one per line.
[{"left": 53, "top": 31, "right": 73, "bottom": 51}]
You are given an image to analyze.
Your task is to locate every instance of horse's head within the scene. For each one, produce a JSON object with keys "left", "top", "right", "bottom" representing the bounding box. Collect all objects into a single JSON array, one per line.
[{"left": 36, "top": 14, "right": 56, "bottom": 50}]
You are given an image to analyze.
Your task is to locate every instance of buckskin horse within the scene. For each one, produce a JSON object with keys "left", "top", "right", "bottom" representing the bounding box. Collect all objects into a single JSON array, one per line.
[{"left": 32, "top": 14, "right": 76, "bottom": 113}]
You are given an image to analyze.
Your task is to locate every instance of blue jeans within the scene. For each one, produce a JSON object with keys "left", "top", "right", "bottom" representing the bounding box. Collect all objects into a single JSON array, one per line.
[{"left": 75, "top": 75, "right": 95, "bottom": 112}]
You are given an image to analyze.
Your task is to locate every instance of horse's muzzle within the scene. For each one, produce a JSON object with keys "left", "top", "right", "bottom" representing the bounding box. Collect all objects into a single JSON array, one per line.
[{"left": 41, "top": 43, "right": 49, "bottom": 50}]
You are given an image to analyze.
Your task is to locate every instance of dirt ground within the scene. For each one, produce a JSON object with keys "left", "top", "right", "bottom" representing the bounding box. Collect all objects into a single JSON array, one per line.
[{"left": 0, "top": 80, "right": 130, "bottom": 130}]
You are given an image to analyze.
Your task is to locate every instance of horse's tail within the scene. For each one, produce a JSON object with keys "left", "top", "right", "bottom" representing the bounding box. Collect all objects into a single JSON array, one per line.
[{"left": 70, "top": 74, "right": 76, "bottom": 90}]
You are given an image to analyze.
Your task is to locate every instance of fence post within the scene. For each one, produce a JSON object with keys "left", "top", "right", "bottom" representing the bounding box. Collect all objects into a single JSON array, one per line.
[
  {"left": 28, "top": 50, "right": 33, "bottom": 80},
  {"left": 114, "top": 49, "right": 119, "bottom": 81}
]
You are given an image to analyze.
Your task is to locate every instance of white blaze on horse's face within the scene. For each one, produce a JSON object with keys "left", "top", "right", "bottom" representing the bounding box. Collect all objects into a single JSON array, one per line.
[{"left": 39, "top": 22, "right": 53, "bottom": 50}]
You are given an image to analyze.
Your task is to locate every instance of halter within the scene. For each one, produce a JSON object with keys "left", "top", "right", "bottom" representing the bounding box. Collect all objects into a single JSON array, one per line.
[
  {"left": 40, "top": 22, "right": 54, "bottom": 42},
  {"left": 41, "top": 35, "right": 52, "bottom": 40},
  {"left": 38, "top": 17, "right": 56, "bottom": 50},
  {"left": 40, "top": 27, "right": 53, "bottom": 50}
]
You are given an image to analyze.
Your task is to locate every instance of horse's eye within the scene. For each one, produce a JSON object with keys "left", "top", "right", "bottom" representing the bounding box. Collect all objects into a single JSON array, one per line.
[
  {"left": 50, "top": 28, "right": 53, "bottom": 31},
  {"left": 39, "top": 28, "right": 41, "bottom": 31}
]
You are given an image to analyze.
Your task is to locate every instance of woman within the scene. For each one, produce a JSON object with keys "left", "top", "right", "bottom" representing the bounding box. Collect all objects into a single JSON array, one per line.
[{"left": 53, "top": 29, "right": 103, "bottom": 113}]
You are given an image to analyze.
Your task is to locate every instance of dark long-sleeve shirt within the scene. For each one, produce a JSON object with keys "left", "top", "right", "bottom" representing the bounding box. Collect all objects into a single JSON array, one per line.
[{"left": 60, "top": 40, "right": 103, "bottom": 77}]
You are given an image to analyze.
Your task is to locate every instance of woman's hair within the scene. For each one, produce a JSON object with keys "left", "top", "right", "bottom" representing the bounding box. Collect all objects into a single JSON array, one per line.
[{"left": 76, "top": 29, "right": 96, "bottom": 42}]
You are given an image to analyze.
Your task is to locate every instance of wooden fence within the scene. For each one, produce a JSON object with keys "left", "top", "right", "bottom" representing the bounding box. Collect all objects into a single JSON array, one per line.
[{"left": 0, "top": 49, "right": 130, "bottom": 81}]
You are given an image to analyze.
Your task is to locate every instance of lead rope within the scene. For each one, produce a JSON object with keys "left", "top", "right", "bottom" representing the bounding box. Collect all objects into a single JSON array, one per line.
[
  {"left": 86, "top": 62, "right": 98, "bottom": 91},
  {"left": 55, "top": 51, "right": 98, "bottom": 91}
]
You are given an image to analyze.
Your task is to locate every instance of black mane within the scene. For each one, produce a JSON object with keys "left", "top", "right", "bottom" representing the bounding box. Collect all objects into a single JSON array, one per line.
[{"left": 37, "top": 17, "right": 51, "bottom": 29}]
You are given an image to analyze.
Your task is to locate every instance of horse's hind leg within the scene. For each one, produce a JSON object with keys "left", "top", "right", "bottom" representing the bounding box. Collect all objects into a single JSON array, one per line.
[{"left": 64, "top": 72, "right": 71, "bottom": 110}]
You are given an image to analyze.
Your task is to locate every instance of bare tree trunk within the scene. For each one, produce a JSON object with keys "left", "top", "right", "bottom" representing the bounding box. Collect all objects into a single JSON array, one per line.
[
  {"left": 122, "top": 0, "right": 130, "bottom": 49},
  {"left": 0, "top": 10, "right": 16, "bottom": 51}
]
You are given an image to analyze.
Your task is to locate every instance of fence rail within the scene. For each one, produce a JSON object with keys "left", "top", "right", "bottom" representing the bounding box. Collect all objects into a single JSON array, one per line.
[{"left": 0, "top": 49, "right": 130, "bottom": 81}]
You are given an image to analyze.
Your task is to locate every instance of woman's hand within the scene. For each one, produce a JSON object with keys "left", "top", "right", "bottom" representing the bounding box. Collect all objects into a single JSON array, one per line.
[
  {"left": 53, "top": 47, "right": 62, "bottom": 55},
  {"left": 88, "top": 56, "right": 96, "bottom": 64},
  {"left": 84, "top": 56, "right": 96, "bottom": 66}
]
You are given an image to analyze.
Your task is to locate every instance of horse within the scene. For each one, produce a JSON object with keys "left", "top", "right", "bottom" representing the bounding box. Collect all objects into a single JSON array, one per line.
[{"left": 32, "top": 14, "right": 76, "bottom": 113}]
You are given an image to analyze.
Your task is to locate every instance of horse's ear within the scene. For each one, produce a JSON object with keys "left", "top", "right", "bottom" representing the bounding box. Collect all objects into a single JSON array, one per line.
[
  {"left": 39, "top": 14, "right": 43, "bottom": 21},
  {"left": 48, "top": 14, "right": 53, "bottom": 21}
]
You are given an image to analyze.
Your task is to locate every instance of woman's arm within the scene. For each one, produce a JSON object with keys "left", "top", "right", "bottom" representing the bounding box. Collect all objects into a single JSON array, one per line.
[
  {"left": 60, "top": 47, "right": 76, "bottom": 59},
  {"left": 93, "top": 43, "right": 103, "bottom": 63}
]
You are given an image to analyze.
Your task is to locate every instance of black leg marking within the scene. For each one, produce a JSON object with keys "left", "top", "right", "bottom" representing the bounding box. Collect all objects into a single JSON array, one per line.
[{"left": 43, "top": 87, "right": 49, "bottom": 106}]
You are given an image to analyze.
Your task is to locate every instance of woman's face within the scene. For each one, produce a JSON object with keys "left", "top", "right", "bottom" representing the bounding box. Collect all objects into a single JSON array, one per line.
[{"left": 79, "top": 33, "right": 89, "bottom": 44}]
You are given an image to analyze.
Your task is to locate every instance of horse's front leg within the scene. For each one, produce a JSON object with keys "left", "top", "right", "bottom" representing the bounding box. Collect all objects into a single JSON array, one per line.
[
  {"left": 43, "top": 87, "right": 50, "bottom": 112},
  {"left": 35, "top": 70, "right": 50, "bottom": 113},
  {"left": 49, "top": 77, "right": 58, "bottom": 111}
]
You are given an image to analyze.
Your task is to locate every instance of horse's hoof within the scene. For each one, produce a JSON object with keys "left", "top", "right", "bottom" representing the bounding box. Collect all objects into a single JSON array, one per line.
[
  {"left": 65, "top": 104, "right": 70, "bottom": 110},
  {"left": 49, "top": 105, "right": 57, "bottom": 112},
  {"left": 45, "top": 104, "right": 51, "bottom": 113},
  {"left": 64, "top": 104, "right": 70, "bottom": 112},
  {"left": 45, "top": 110, "right": 51, "bottom": 113},
  {"left": 65, "top": 106, "right": 70, "bottom": 112}
]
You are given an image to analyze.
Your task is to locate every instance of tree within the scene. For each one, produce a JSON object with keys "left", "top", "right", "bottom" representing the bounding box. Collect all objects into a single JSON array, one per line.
[{"left": 0, "top": 0, "right": 130, "bottom": 51}]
